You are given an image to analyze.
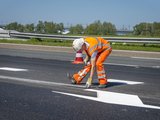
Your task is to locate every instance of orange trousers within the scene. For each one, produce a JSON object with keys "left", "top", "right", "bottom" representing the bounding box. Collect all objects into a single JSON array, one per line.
[{"left": 73, "top": 48, "right": 112, "bottom": 85}]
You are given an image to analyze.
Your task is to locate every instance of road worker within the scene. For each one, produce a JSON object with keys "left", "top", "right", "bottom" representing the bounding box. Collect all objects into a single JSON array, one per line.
[{"left": 71, "top": 37, "right": 112, "bottom": 88}]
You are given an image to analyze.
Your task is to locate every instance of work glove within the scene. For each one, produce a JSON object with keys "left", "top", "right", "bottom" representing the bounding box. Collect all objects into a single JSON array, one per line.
[
  {"left": 84, "top": 58, "right": 88, "bottom": 65},
  {"left": 84, "top": 58, "right": 90, "bottom": 65},
  {"left": 85, "top": 77, "right": 92, "bottom": 88}
]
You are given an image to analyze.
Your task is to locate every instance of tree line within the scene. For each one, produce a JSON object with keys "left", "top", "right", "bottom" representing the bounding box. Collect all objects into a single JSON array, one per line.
[
  {"left": 3, "top": 21, "right": 160, "bottom": 36},
  {"left": 133, "top": 22, "right": 160, "bottom": 37},
  {"left": 4, "top": 21, "right": 64, "bottom": 34},
  {"left": 4, "top": 20, "right": 116, "bottom": 35}
]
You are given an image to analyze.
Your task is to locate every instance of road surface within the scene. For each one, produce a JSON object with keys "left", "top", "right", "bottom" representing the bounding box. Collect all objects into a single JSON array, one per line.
[{"left": 0, "top": 46, "right": 160, "bottom": 120}]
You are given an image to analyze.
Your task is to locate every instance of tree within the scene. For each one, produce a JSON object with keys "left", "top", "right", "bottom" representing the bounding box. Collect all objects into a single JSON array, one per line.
[
  {"left": 56, "top": 23, "right": 64, "bottom": 33},
  {"left": 44, "top": 21, "right": 55, "bottom": 34},
  {"left": 84, "top": 20, "right": 116, "bottom": 35},
  {"left": 36, "top": 21, "right": 45, "bottom": 33},
  {"left": 5, "top": 22, "right": 24, "bottom": 32},
  {"left": 5, "top": 22, "right": 18, "bottom": 30},
  {"left": 69, "top": 24, "right": 84, "bottom": 34},
  {"left": 133, "top": 22, "right": 160, "bottom": 36},
  {"left": 24, "top": 23, "right": 34, "bottom": 33},
  {"left": 102, "top": 22, "right": 116, "bottom": 35},
  {"left": 84, "top": 21, "right": 102, "bottom": 35},
  {"left": 153, "top": 22, "right": 160, "bottom": 36}
]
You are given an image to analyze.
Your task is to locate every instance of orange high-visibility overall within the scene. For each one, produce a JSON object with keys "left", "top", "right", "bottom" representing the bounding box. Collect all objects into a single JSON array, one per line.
[{"left": 73, "top": 37, "right": 112, "bottom": 85}]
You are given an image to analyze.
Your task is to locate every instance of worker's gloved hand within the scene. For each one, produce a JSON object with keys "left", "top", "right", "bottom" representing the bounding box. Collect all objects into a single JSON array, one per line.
[
  {"left": 84, "top": 58, "right": 88, "bottom": 65},
  {"left": 85, "top": 77, "right": 92, "bottom": 88},
  {"left": 84, "top": 56, "right": 90, "bottom": 65},
  {"left": 84, "top": 59, "right": 90, "bottom": 66}
]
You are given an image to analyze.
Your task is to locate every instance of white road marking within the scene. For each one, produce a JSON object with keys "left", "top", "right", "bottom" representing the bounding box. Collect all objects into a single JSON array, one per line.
[
  {"left": 52, "top": 89, "right": 160, "bottom": 110},
  {"left": 0, "top": 75, "right": 85, "bottom": 88},
  {"left": 0, "top": 75, "right": 159, "bottom": 109},
  {"left": 104, "top": 62, "right": 160, "bottom": 69},
  {"left": 131, "top": 57, "right": 160, "bottom": 60},
  {"left": 152, "top": 66, "right": 160, "bottom": 69},
  {"left": 71, "top": 60, "right": 159, "bottom": 68},
  {"left": 103, "top": 63, "right": 139, "bottom": 67},
  {"left": 108, "top": 79, "right": 144, "bottom": 85},
  {"left": 0, "top": 75, "right": 142, "bottom": 87},
  {"left": 113, "top": 49, "right": 160, "bottom": 54},
  {"left": 70, "top": 60, "right": 140, "bottom": 68},
  {"left": 0, "top": 67, "right": 28, "bottom": 71}
]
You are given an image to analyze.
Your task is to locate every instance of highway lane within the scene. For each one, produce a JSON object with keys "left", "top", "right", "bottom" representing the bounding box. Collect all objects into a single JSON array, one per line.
[
  {"left": 0, "top": 49, "right": 160, "bottom": 120},
  {"left": 1, "top": 81, "right": 159, "bottom": 120},
  {"left": 0, "top": 47, "right": 160, "bottom": 68}
]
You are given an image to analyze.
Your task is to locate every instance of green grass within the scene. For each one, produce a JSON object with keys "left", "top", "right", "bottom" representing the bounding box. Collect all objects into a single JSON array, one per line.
[
  {"left": 27, "top": 39, "right": 72, "bottom": 47},
  {"left": 0, "top": 38, "right": 160, "bottom": 52},
  {"left": 111, "top": 43, "right": 160, "bottom": 52},
  {"left": 0, "top": 38, "right": 72, "bottom": 47}
]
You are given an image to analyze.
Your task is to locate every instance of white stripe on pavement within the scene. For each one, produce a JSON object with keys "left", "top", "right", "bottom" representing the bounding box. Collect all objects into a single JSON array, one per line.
[
  {"left": 52, "top": 89, "right": 160, "bottom": 110},
  {"left": 104, "top": 63, "right": 139, "bottom": 67},
  {"left": 131, "top": 57, "right": 160, "bottom": 60},
  {"left": 0, "top": 75, "right": 85, "bottom": 88},
  {"left": 0, "top": 67, "right": 28, "bottom": 71},
  {"left": 108, "top": 79, "right": 144, "bottom": 85},
  {"left": 1, "top": 75, "right": 159, "bottom": 109},
  {"left": 104, "top": 62, "right": 160, "bottom": 69},
  {"left": 0, "top": 75, "right": 143, "bottom": 88}
]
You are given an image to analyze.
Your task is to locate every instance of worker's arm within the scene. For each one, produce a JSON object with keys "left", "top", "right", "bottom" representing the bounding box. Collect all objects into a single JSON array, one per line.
[
  {"left": 89, "top": 51, "right": 97, "bottom": 79},
  {"left": 84, "top": 50, "right": 90, "bottom": 65},
  {"left": 84, "top": 55, "right": 90, "bottom": 65},
  {"left": 85, "top": 51, "right": 97, "bottom": 88}
]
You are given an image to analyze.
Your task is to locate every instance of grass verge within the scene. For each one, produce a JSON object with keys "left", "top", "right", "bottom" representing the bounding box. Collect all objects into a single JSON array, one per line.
[{"left": 0, "top": 38, "right": 160, "bottom": 52}]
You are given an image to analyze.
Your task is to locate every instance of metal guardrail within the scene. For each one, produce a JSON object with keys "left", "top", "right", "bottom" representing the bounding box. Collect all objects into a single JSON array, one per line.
[
  {"left": 0, "top": 32, "right": 10, "bottom": 38},
  {"left": 6, "top": 32, "right": 160, "bottom": 44}
]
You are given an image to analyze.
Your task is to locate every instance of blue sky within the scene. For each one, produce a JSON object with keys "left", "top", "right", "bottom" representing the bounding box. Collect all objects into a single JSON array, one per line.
[{"left": 0, "top": 0, "right": 160, "bottom": 29}]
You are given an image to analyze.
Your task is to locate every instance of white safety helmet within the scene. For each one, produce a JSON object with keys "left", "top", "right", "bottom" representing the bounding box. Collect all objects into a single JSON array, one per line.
[{"left": 72, "top": 38, "right": 85, "bottom": 51}]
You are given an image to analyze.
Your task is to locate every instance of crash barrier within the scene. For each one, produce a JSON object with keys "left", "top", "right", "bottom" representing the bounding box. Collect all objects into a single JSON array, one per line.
[
  {"left": 4, "top": 32, "right": 160, "bottom": 44},
  {"left": 0, "top": 32, "right": 10, "bottom": 38}
]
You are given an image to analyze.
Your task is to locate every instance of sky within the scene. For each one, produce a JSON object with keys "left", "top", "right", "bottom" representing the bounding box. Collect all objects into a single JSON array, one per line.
[{"left": 0, "top": 0, "right": 160, "bottom": 29}]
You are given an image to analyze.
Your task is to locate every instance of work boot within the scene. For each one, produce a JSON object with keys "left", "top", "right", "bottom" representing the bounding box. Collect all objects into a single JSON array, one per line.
[
  {"left": 67, "top": 73, "right": 77, "bottom": 84},
  {"left": 98, "top": 84, "right": 107, "bottom": 88}
]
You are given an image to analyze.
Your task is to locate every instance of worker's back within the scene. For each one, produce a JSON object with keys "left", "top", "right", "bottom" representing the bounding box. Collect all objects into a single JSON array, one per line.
[{"left": 84, "top": 37, "right": 111, "bottom": 56}]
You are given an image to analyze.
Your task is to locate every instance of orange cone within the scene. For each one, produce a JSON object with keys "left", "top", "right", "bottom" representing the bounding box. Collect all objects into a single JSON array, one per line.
[{"left": 72, "top": 50, "right": 84, "bottom": 64}]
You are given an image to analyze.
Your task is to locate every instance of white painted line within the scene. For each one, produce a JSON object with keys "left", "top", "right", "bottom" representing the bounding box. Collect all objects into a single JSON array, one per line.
[
  {"left": 87, "top": 89, "right": 160, "bottom": 109},
  {"left": 71, "top": 60, "right": 139, "bottom": 68},
  {"left": 1, "top": 75, "right": 159, "bottom": 109},
  {"left": 108, "top": 79, "right": 144, "bottom": 85},
  {"left": 70, "top": 60, "right": 139, "bottom": 68},
  {"left": 0, "top": 75, "right": 85, "bottom": 88},
  {"left": 0, "top": 75, "right": 143, "bottom": 88},
  {"left": 0, "top": 75, "right": 143, "bottom": 87},
  {"left": 113, "top": 49, "right": 160, "bottom": 54},
  {"left": 0, "top": 67, "right": 28, "bottom": 71},
  {"left": 104, "top": 63, "right": 160, "bottom": 69},
  {"left": 104, "top": 63, "right": 139, "bottom": 67},
  {"left": 152, "top": 66, "right": 160, "bottom": 69},
  {"left": 132, "top": 57, "right": 160, "bottom": 60},
  {"left": 52, "top": 89, "right": 160, "bottom": 110}
]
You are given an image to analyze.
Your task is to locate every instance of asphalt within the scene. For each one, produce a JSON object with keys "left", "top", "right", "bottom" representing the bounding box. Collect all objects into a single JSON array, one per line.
[
  {"left": 0, "top": 43, "right": 160, "bottom": 58},
  {"left": 0, "top": 48, "right": 160, "bottom": 120}
]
